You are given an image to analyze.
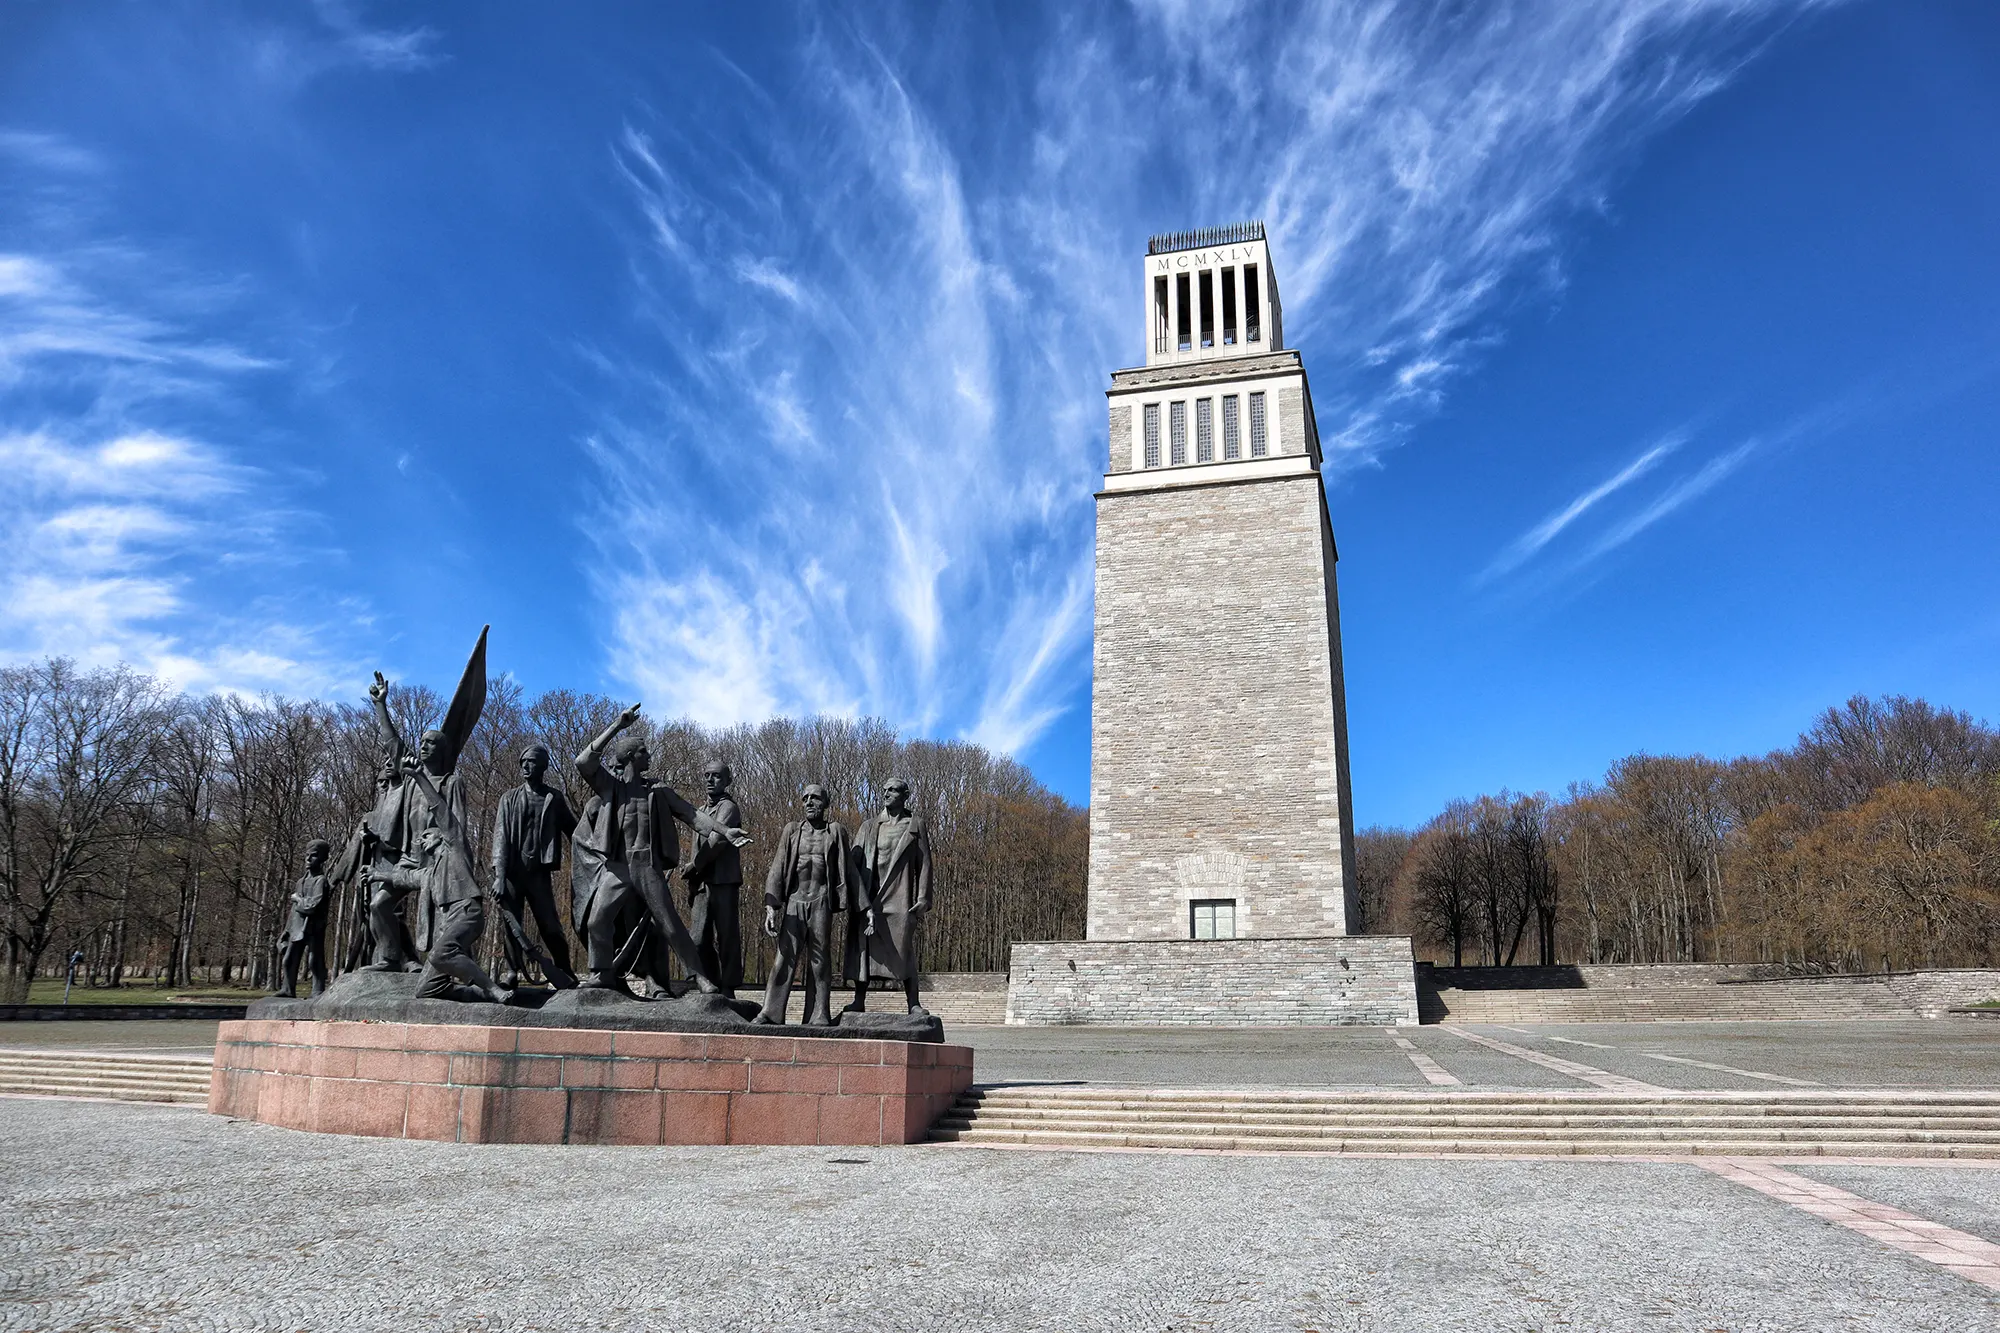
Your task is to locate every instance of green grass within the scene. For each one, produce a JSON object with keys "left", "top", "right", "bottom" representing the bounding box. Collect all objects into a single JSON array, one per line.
[{"left": 19, "top": 979, "right": 265, "bottom": 1006}]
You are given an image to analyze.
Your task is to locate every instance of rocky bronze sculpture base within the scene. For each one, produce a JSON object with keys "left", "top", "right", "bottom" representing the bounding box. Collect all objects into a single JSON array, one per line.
[
  {"left": 210, "top": 1008, "right": 972, "bottom": 1147},
  {"left": 249, "top": 970, "right": 945, "bottom": 1042}
]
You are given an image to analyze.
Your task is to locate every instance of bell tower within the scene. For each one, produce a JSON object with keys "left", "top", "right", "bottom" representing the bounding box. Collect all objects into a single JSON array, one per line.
[{"left": 1087, "top": 221, "right": 1358, "bottom": 942}]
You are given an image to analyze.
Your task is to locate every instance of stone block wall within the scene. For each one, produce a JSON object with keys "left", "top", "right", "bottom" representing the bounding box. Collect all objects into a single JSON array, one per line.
[
  {"left": 1089, "top": 472, "right": 1356, "bottom": 940},
  {"left": 209, "top": 1020, "right": 973, "bottom": 1146},
  {"left": 1107, "top": 402, "right": 1132, "bottom": 472},
  {"left": 1006, "top": 937, "right": 1418, "bottom": 1026},
  {"left": 1882, "top": 970, "right": 2000, "bottom": 1017}
]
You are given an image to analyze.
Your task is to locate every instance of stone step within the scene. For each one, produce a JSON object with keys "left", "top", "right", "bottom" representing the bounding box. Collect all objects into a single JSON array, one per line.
[
  {"left": 0, "top": 1078, "right": 207, "bottom": 1105},
  {"left": 958, "top": 1090, "right": 2000, "bottom": 1112},
  {"left": 942, "top": 1107, "right": 2000, "bottom": 1131},
  {"left": 934, "top": 1086, "right": 2000, "bottom": 1155},
  {"left": 0, "top": 1056, "right": 212, "bottom": 1080},
  {"left": 0, "top": 1049, "right": 212, "bottom": 1067},
  {"left": 931, "top": 1126, "right": 2000, "bottom": 1157},
  {"left": 0, "top": 1049, "right": 214, "bottom": 1105},
  {"left": 938, "top": 1115, "right": 2000, "bottom": 1144},
  {"left": 0, "top": 1056, "right": 211, "bottom": 1080}
]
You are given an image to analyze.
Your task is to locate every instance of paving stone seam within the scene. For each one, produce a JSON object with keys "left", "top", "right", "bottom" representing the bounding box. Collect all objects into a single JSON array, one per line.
[
  {"left": 1639, "top": 1052, "right": 1823, "bottom": 1086},
  {"left": 1443, "top": 1026, "right": 1672, "bottom": 1092},
  {"left": 1698, "top": 1157, "right": 2000, "bottom": 1291},
  {"left": 1384, "top": 1026, "right": 1461, "bottom": 1086}
]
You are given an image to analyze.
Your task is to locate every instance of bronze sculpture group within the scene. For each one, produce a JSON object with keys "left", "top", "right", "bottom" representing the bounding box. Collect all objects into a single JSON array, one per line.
[{"left": 276, "top": 628, "right": 935, "bottom": 1025}]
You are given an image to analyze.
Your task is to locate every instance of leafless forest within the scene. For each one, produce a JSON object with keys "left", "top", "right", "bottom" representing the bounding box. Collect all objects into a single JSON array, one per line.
[
  {"left": 8, "top": 659, "right": 1991, "bottom": 999},
  {"left": 1355, "top": 695, "right": 2000, "bottom": 972},
  {"left": 0, "top": 658, "right": 1086, "bottom": 1001}
]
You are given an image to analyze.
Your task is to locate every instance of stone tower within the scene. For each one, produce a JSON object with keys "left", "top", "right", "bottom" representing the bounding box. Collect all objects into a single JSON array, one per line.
[{"left": 1088, "top": 222, "right": 1358, "bottom": 942}]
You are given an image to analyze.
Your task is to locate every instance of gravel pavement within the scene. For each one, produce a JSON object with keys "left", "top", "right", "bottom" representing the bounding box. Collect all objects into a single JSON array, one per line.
[{"left": 4, "top": 1099, "right": 1997, "bottom": 1331}]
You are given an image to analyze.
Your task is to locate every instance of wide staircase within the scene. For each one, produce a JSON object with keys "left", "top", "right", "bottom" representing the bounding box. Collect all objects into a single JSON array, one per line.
[
  {"left": 1419, "top": 965, "right": 1916, "bottom": 1024},
  {"left": 930, "top": 1085, "right": 2000, "bottom": 1157},
  {"left": 0, "top": 1048, "right": 213, "bottom": 1106}
]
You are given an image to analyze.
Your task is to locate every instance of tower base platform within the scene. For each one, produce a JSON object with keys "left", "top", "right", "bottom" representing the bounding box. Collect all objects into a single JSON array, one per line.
[{"left": 1005, "top": 937, "right": 1419, "bottom": 1026}]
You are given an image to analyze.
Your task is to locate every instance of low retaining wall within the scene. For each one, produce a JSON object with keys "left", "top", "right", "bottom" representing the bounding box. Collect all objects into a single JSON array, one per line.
[
  {"left": 1415, "top": 964, "right": 2000, "bottom": 1023},
  {"left": 1877, "top": 971, "right": 2000, "bottom": 1017},
  {"left": 209, "top": 1019, "right": 973, "bottom": 1146},
  {"left": 0, "top": 1003, "right": 248, "bottom": 1022},
  {"left": 1006, "top": 937, "right": 1419, "bottom": 1026}
]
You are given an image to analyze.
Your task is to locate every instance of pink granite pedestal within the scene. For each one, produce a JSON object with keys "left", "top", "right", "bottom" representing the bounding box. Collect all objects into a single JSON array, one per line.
[{"left": 208, "top": 1019, "right": 974, "bottom": 1146}]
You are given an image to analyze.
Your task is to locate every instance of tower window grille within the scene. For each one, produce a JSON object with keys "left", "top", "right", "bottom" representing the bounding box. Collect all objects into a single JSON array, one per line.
[
  {"left": 1195, "top": 398, "right": 1214, "bottom": 463},
  {"left": 1221, "top": 395, "right": 1241, "bottom": 459},
  {"left": 1169, "top": 400, "right": 1187, "bottom": 466},
  {"left": 1143, "top": 403, "right": 1161, "bottom": 468},
  {"left": 1249, "top": 391, "right": 1267, "bottom": 457}
]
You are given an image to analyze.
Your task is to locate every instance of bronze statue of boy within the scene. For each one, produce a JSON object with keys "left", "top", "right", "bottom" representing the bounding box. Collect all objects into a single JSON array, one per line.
[{"left": 275, "top": 839, "right": 333, "bottom": 998}]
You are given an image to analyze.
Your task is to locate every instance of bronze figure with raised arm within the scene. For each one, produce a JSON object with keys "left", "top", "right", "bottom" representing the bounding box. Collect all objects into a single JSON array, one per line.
[
  {"left": 570, "top": 704, "right": 723, "bottom": 995},
  {"left": 358, "top": 627, "right": 487, "bottom": 973}
]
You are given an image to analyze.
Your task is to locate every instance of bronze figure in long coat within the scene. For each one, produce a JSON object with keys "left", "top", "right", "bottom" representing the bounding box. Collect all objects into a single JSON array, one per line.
[{"left": 843, "top": 777, "right": 932, "bottom": 1016}]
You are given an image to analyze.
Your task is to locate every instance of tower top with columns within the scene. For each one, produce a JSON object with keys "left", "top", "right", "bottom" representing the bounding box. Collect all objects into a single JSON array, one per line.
[{"left": 1142, "top": 220, "right": 1283, "bottom": 369}]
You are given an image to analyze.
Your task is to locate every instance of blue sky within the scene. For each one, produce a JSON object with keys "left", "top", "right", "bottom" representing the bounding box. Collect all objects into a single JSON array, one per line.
[{"left": 2, "top": 1, "right": 1996, "bottom": 826}]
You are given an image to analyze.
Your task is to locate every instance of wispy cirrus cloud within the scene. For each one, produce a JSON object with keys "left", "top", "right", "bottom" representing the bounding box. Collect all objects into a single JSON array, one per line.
[
  {"left": 1481, "top": 392, "right": 1869, "bottom": 589},
  {"left": 1577, "top": 438, "right": 1760, "bottom": 564},
  {"left": 581, "top": 2, "right": 1831, "bottom": 756},
  {"left": 581, "top": 1, "right": 1833, "bottom": 756},
  {"left": 0, "top": 134, "right": 366, "bottom": 697},
  {"left": 1477, "top": 432, "right": 1687, "bottom": 585}
]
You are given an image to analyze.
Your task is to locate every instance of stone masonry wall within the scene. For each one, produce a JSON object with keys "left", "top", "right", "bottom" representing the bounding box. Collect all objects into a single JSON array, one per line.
[
  {"left": 1107, "top": 402, "right": 1132, "bottom": 473},
  {"left": 1278, "top": 385, "right": 1306, "bottom": 457},
  {"left": 1881, "top": 970, "right": 2000, "bottom": 1017},
  {"left": 1007, "top": 937, "right": 1419, "bottom": 1026},
  {"left": 1089, "top": 472, "right": 1355, "bottom": 940}
]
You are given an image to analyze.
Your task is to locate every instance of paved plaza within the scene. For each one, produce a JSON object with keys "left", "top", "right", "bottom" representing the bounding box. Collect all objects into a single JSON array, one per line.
[
  {"left": 965, "top": 1018, "right": 2000, "bottom": 1093},
  {"left": 1, "top": 1096, "right": 1995, "bottom": 1332},
  {"left": 3, "top": 1018, "right": 1998, "bottom": 1329}
]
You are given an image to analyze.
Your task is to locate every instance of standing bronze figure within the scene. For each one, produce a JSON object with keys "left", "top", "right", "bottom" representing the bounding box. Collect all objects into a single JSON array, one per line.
[
  {"left": 354, "top": 756, "right": 422, "bottom": 973},
  {"left": 275, "top": 839, "right": 333, "bottom": 998},
  {"left": 844, "top": 777, "right": 933, "bottom": 1017},
  {"left": 753, "top": 785, "right": 856, "bottom": 1027},
  {"left": 491, "top": 743, "right": 577, "bottom": 988},
  {"left": 570, "top": 705, "right": 721, "bottom": 994},
  {"left": 680, "top": 758, "right": 746, "bottom": 996}
]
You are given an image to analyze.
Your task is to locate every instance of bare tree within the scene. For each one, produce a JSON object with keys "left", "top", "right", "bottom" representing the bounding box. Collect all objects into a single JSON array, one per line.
[
  {"left": 1407, "top": 809, "right": 1478, "bottom": 968},
  {"left": 0, "top": 661, "right": 170, "bottom": 1002}
]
